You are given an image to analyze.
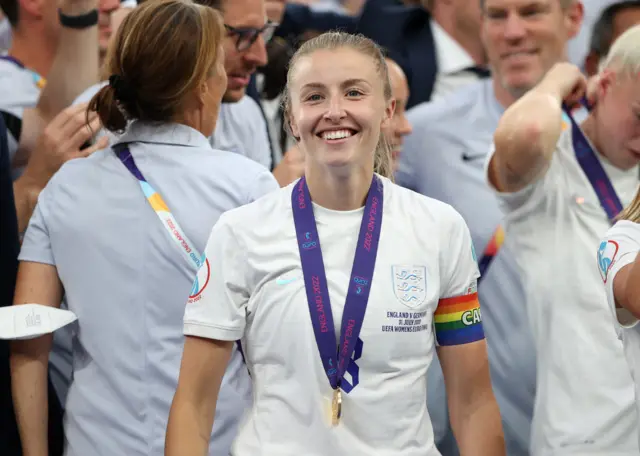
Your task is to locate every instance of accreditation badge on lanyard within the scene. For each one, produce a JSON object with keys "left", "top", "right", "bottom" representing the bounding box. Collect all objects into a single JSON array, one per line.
[
  {"left": 562, "top": 100, "right": 623, "bottom": 222},
  {"left": 291, "top": 175, "right": 383, "bottom": 426},
  {"left": 113, "top": 144, "right": 205, "bottom": 272}
]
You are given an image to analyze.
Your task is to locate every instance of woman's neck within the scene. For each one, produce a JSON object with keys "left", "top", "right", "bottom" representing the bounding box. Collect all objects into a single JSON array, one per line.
[{"left": 305, "top": 163, "right": 374, "bottom": 211}]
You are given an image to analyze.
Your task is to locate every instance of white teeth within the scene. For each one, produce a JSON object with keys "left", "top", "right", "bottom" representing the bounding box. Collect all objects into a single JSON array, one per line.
[{"left": 321, "top": 129, "right": 353, "bottom": 140}]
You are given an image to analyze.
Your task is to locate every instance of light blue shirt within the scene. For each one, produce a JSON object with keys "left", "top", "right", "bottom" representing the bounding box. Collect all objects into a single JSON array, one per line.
[
  {"left": 42, "top": 84, "right": 275, "bottom": 408},
  {"left": 19, "top": 121, "right": 279, "bottom": 456},
  {"left": 212, "top": 95, "right": 272, "bottom": 170},
  {"left": 396, "top": 80, "right": 536, "bottom": 456}
]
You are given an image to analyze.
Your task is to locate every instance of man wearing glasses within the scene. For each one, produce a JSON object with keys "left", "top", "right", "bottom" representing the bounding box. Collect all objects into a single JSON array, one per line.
[{"left": 209, "top": 0, "right": 278, "bottom": 170}]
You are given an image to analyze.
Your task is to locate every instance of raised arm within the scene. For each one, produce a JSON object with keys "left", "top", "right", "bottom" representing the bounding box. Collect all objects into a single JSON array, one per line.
[
  {"left": 488, "top": 63, "right": 587, "bottom": 193},
  {"left": 165, "top": 337, "right": 234, "bottom": 456},
  {"left": 16, "top": 0, "right": 100, "bottom": 160},
  {"left": 11, "top": 262, "right": 63, "bottom": 456}
]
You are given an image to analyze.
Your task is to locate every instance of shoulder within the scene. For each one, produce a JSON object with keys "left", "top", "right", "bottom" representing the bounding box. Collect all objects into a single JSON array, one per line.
[
  {"left": 385, "top": 177, "right": 464, "bottom": 227},
  {"left": 216, "top": 182, "right": 291, "bottom": 230},
  {"left": 37, "top": 148, "right": 113, "bottom": 205},
  {"left": 603, "top": 220, "right": 640, "bottom": 245},
  {"left": 408, "top": 83, "right": 481, "bottom": 126},
  {"left": 599, "top": 220, "right": 640, "bottom": 285}
]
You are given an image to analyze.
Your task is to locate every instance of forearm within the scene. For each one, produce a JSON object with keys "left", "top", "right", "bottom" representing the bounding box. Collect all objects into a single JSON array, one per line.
[
  {"left": 165, "top": 393, "right": 213, "bottom": 456},
  {"left": 492, "top": 86, "right": 563, "bottom": 192},
  {"left": 10, "top": 336, "right": 53, "bottom": 456},
  {"left": 36, "top": 0, "right": 100, "bottom": 122},
  {"left": 450, "top": 387, "right": 505, "bottom": 456}
]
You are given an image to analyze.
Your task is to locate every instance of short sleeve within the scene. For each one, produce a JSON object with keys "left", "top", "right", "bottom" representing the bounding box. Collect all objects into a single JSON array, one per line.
[
  {"left": 246, "top": 168, "right": 279, "bottom": 204},
  {"left": 598, "top": 221, "right": 640, "bottom": 331},
  {"left": 18, "top": 194, "right": 55, "bottom": 266},
  {"left": 484, "top": 117, "right": 572, "bottom": 216},
  {"left": 183, "top": 214, "right": 248, "bottom": 341},
  {"left": 434, "top": 208, "right": 483, "bottom": 346},
  {"left": 484, "top": 142, "right": 541, "bottom": 213}
]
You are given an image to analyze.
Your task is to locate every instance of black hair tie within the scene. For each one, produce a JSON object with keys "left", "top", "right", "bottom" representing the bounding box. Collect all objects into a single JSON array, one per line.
[{"left": 108, "top": 74, "right": 135, "bottom": 103}]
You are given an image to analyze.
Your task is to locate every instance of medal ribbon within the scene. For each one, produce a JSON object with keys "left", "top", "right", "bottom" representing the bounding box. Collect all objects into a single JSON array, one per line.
[
  {"left": 562, "top": 99, "right": 623, "bottom": 222},
  {"left": 292, "top": 175, "right": 383, "bottom": 391}
]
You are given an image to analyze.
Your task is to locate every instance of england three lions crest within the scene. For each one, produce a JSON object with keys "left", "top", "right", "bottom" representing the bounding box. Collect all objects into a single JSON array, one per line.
[{"left": 392, "top": 266, "right": 427, "bottom": 308}]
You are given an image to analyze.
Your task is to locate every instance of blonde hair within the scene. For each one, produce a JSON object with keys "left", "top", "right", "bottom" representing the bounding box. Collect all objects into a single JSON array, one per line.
[
  {"left": 89, "top": 0, "right": 224, "bottom": 132},
  {"left": 281, "top": 32, "right": 395, "bottom": 180},
  {"left": 620, "top": 188, "right": 640, "bottom": 222},
  {"left": 601, "top": 24, "right": 640, "bottom": 80}
]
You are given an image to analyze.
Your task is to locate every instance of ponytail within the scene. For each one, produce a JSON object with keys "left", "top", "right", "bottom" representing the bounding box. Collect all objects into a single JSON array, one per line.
[{"left": 88, "top": 83, "right": 128, "bottom": 134}]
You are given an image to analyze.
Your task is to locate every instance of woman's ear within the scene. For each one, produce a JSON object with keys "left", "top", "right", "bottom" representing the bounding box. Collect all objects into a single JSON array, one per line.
[
  {"left": 288, "top": 115, "right": 301, "bottom": 141},
  {"left": 382, "top": 98, "right": 396, "bottom": 129}
]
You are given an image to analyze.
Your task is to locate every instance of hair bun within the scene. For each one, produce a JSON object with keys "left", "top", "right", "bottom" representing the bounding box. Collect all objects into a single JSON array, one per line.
[{"left": 108, "top": 74, "right": 135, "bottom": 103}]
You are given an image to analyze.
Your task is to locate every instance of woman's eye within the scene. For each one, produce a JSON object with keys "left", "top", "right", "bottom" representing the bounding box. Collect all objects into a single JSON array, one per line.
[
  {"left": 306, "top": 94, "right": 322, "bottom": 102},
  {"left": 347, "top": 90, "right": 362, "bottom": 97}
]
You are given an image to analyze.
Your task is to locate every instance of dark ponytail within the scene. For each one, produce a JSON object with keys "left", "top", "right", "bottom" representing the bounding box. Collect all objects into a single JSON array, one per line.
[
  {"left": 88, "top": 83, "right": 128, "bottom": 133},
  {"left": 86, "top": 0, "right": 225, "bottom": 135}
]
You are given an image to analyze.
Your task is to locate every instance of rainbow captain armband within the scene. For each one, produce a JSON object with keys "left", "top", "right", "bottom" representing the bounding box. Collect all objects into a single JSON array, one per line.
[{"left": 434, "top": 292, "right": 485, "bottom": 346}]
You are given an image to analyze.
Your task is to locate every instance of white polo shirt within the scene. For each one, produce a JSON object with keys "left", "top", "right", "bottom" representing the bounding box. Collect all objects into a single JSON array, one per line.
[
  {"left": 19, "top": 121, "right": 279, "bottom": 456},
  {"left": 486, "top": 124, "right": 639, "bottom": 455},
  {"left": 599, "top": 220, "right": 640, "bottom": 449},
  {"left": 184, "top": 176, "right": 483, "bottom": 456}
]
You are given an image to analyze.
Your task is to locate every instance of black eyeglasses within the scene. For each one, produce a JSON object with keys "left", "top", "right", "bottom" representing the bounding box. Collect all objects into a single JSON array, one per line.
[{"left": 224, "top": 21, "right": 278, "bottom": 52}]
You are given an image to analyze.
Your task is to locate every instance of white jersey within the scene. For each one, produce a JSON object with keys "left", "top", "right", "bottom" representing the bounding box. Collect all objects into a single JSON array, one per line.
[
  {"left": 599, "top": 220, "right": 640, "bottom": 449},
  {"left": 184, "top": 176, "right": 484, "bottom": 456},
  {"left": 486, "top": 121, "right": 639, "bottom": 455}
]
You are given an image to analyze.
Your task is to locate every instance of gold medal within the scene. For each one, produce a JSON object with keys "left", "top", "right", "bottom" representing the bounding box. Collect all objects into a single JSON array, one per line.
[{"left": 331, "top": 388, "right": 342, "bottom": 426}]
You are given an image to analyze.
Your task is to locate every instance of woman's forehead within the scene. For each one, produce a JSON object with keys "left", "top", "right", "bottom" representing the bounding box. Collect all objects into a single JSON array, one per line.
[{"left": 290, "top": 48, "right": 379, "bottom": 88}]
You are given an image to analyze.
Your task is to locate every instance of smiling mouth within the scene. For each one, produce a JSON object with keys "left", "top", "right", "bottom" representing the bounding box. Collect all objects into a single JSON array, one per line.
[{"left": 317, "top": 129, "right": 358, "bottom": 142}]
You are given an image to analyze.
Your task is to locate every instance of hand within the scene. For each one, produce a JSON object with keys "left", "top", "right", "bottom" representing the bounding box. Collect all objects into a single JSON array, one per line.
[
  {"left": 272, "top": 144, "right": 305, "bottom": 187},
  {"left": 22, "top": 103, "right": 108, "bottom": 190},
  {"left": 538, "top": 62, "right": 588, "bottom": 108}
]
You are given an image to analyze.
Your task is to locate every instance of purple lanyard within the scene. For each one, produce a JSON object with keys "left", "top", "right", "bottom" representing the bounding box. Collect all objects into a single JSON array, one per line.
[
  {"left": 562, "top": 102, "right": 623, "bottom": 222},
  {"left": 291, "top": 175, "right": 383, "bottom": 391},
  {"left": 0, "top": 55, "right": 23, "bottom": 67}
]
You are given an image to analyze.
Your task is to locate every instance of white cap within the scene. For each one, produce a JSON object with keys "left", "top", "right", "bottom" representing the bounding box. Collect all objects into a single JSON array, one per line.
[{"left": 0, "top": 304, "right": 77, "bottom": 340}]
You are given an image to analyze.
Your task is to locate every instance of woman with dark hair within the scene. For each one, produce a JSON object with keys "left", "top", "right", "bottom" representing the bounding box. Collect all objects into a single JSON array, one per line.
[{"left": 10, "top": 1, "right": 278, "bottom": 455}]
